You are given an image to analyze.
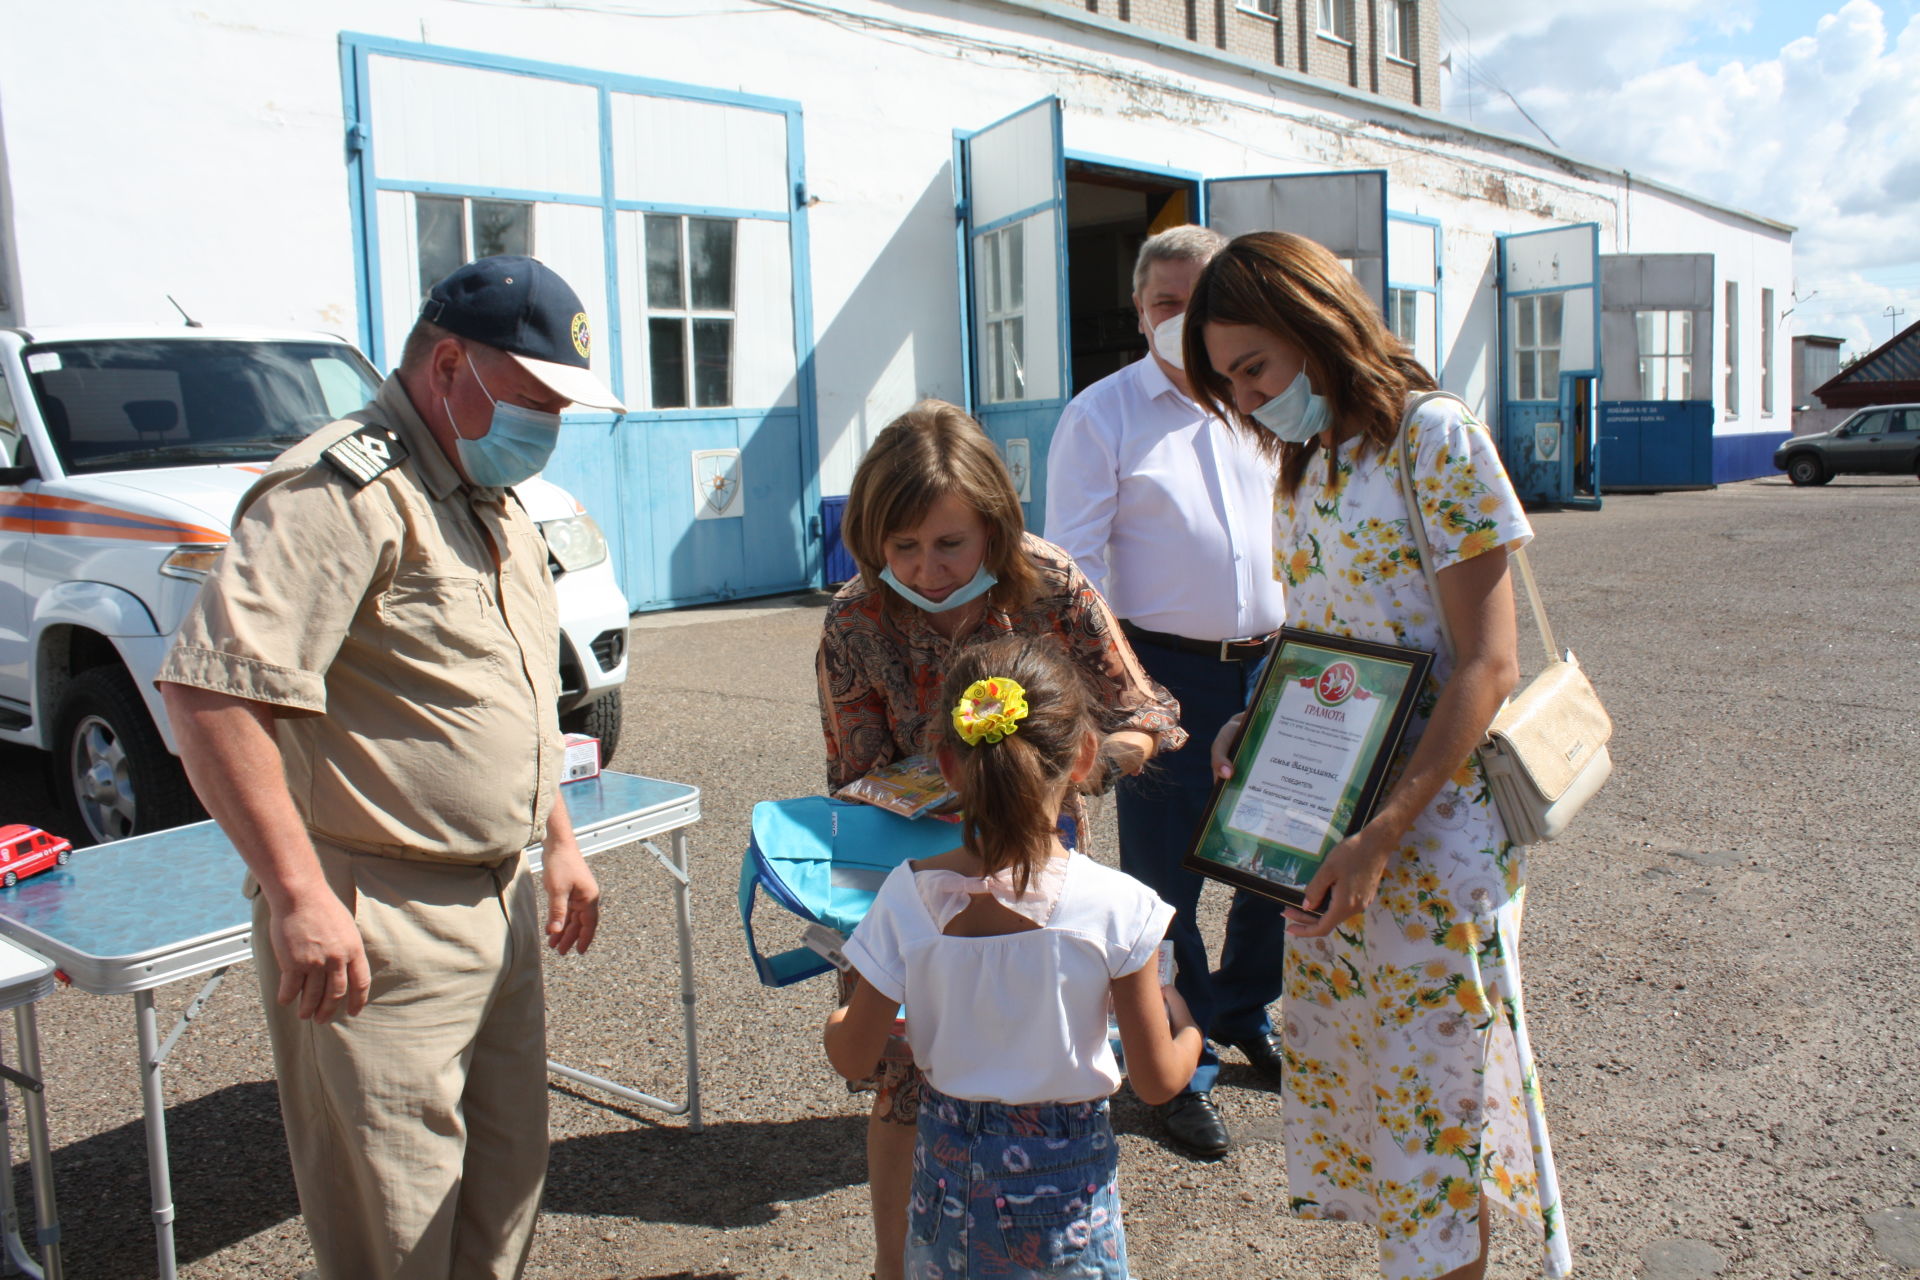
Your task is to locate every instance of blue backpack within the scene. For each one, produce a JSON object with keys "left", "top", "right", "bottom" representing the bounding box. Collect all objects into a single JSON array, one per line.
[{"left": 738, "top": 797, "right": 963, "bottom": 987}]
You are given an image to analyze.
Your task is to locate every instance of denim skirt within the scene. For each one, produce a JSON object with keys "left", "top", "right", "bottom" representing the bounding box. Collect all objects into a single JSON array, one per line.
[{"left": 906, "top": 1084, "right": 1127, "bottom": 1279}]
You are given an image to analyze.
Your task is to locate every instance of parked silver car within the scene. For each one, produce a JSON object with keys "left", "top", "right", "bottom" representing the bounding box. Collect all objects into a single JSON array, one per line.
[{"left": 1773, "top": 404, "right": 1920, "bottom": 485}]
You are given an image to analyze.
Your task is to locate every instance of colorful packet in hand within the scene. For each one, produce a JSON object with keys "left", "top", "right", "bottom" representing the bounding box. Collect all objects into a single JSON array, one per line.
[{"left": 834, "top": 755, "right": 956, "bottom": 819}]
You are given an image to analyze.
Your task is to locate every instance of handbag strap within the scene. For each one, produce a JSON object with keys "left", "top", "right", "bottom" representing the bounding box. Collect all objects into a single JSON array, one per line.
[{"left": 1394, "top": 391, "right": 1561, "bottom": 665}]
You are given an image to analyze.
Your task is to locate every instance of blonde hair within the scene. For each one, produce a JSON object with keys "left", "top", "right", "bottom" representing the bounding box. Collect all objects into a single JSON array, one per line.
[
  {"left": 841, "top": 400, "right": 1039, "bottom": 612},
  {"left": 1183, "top": 231, "right": 1434, "bottom": 496},
  {"left": 941, "top": 637, "right": 1095, "bottom": 894}
]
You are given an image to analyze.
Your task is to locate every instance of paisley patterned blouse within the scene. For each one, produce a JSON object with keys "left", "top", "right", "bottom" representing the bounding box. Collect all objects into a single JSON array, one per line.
[{"left": 816, "top": 533, "right": 1186, "bottom": 805}]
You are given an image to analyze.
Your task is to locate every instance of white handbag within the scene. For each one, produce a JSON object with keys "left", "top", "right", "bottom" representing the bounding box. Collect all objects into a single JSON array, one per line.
[{"left": 1395, "top": 392, "right": 1614, "bottom": 845}]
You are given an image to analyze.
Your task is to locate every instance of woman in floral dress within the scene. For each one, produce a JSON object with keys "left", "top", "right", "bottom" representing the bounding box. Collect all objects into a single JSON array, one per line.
[{"left": 1182, "top": 232, "right": 1572, "bottom": 1280}]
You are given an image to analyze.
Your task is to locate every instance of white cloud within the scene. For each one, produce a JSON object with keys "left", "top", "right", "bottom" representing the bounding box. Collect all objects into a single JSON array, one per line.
[{"left": 1440, "top": 0, "right": 1920, "bottom": 359}]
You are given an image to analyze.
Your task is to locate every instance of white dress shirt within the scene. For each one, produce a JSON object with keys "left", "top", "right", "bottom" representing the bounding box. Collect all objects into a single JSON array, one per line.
[{"left": 1044, "top": 356, "right": 1285, "bottom": 642}]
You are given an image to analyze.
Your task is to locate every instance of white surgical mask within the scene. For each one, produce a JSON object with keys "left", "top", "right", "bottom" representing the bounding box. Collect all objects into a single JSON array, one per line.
[
  {"left": 880, "top": 563, "right": 998, "bottom": 614},
  {"left": 1248, "top": 370, "right": 1331, "bottom": 444},
  {"left": 1150, "top": 312, "right": 1187, "bottom": 371}
]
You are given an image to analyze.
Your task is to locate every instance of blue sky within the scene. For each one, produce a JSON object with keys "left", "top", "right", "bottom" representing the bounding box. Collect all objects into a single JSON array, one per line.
[{"left": 1437, "top": 0, "right": 1919, "bottom": 357}]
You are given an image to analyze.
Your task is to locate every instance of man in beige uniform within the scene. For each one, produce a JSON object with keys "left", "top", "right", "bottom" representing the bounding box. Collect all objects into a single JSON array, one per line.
[{"left": 157, "top": 256, "right": 622, "bottom": 1280}]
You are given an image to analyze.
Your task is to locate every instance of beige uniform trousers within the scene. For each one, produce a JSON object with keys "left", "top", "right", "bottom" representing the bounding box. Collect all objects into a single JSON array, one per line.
[{"left": 252, "top": 839, "right": 548, "bottom": 1280}]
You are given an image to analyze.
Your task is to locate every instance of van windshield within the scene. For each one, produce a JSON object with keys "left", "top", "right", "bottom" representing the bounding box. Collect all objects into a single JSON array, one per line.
[{"left": 23, "top": 339, "right": 383, "bottom": 475}]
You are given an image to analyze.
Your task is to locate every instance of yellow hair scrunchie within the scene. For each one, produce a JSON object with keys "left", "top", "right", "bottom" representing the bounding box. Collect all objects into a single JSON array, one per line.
[{"left": 952, "top": 676, "right": 1029, "bottom": 746}]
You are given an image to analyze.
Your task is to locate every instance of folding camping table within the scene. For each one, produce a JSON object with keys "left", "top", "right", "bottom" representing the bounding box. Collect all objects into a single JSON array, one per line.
[
  {"left": 0, "top": 770, "right": 701, "bottom": 1280},
  {"left": 0, "top": 936, "right": 60, "bottom": 1279}
]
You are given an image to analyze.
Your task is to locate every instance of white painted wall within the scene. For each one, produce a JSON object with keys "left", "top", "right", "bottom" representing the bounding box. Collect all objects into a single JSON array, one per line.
[{"left": 0, "top": 0, "right": 1796, "bottom": 497}]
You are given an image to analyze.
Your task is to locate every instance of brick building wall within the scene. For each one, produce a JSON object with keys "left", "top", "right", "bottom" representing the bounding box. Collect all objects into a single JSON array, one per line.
[{"left": 1076, "top": 0, "right": 1435, "bottom": 106}]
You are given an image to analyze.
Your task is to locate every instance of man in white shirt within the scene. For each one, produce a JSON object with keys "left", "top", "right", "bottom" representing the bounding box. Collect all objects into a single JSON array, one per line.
[{"left": 1045, "top": 225, "right": 1287, "bottom": 1159}]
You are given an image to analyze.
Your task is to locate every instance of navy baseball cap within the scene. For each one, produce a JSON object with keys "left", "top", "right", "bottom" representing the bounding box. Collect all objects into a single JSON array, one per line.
[{"left": 420, "top": 256, "right": 625, "bottom": 412}]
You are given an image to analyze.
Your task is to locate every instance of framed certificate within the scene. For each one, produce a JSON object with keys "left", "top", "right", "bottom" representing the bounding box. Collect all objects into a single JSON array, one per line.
[{"left": 1182, "top": 628, "right": 1432, "bottom": 912}]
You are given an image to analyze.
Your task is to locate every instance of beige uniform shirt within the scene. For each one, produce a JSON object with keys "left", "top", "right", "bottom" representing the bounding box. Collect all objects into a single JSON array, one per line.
[{"left": 159, "top": 377, "right": 562, "bottom": 863}]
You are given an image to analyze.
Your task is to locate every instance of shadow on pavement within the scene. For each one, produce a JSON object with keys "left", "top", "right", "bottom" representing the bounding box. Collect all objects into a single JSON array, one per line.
[
  {"left": 546, "top": 1113, "right": 866, "bottom": 1226},
  {"left": 22, "top": 1079, "right": 296, "bottom": 1277}
]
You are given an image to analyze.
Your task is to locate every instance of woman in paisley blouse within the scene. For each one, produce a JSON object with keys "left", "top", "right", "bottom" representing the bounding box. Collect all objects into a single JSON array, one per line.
[
  {"left": 817, "top": 399, "right": 1184, "bottom": 1280},
  {"left": 1183, "top": 233, "right": 1570, "bottom": 1280}
]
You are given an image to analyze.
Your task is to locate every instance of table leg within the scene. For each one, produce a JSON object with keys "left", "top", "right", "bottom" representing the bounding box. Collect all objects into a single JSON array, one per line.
[
  {"left": 0, "top": 1027, "right": 42, "bottom": 1280},
  {"left": 12, "top": 1007, "right": 61, "bottom": 1280},
  {"left": 544, "top": 831, "right": 702, "bottom": 1129},
  {"left": 671, "top": 828, "right": 702, "bottom": 1133},
  {"left": 134, "top": 991, "right": 177, "bottom": 1280}
]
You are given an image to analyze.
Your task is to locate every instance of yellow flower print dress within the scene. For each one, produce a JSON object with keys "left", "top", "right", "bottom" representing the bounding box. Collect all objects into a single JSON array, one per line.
[{"left": 1273, "top": 397, "right": 1572, "bottom": 1280}]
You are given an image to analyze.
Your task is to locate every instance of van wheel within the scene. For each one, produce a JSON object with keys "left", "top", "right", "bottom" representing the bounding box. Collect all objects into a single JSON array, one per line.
[
  {"left": 1786, "top": 454, "right": 1827, "bottom": 486},
  {"left": 560, "top": 692, "right": 623, "bottom": 765},
  {"left": 2, "top": 872, "right": 14, "bottom": 888},
  {"left": 53, "top": 666, "right": 205, "bottom": 845}
]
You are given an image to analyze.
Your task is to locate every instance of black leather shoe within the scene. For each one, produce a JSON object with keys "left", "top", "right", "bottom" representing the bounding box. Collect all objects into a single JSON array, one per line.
[
  {"left": 1158, "top": 1090, "right": 1231, "bottom": 1158},
  {"left": 1218, "top": 1030, "right": 1286, "bottom": 1082}
]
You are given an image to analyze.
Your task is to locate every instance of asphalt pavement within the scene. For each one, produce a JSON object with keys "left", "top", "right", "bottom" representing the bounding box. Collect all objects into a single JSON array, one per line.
[{"left": 0, "top": 473, "right": 1915, "bottom": 1279}]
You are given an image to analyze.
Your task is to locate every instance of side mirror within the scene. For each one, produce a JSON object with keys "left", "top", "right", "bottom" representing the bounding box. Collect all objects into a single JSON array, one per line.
[{"left": 0, "top": 463, "right": 36, "bottom": 485}]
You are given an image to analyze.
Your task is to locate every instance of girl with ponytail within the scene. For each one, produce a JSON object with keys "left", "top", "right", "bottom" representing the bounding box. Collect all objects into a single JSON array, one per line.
[
  {"left": 826, "top": 635, "right": 1202, "bottom": 1279},
  {"left": 819, "top": 399, "right": 1183, "bottom": 1280}
]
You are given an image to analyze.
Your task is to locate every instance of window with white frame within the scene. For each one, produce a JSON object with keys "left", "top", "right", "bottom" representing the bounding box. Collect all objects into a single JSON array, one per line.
[
  {"left": 981, "top": 222, "right": 1027, "bottom": 404},
  {"left": 644, "top": 214, "right": 737, "bottom": 410},
  {"left": 1760, "top": 287, "right": 1775, "bottom": 415},
  {"left": 1635, "top": 310, "right": 1693, "bottom": 400},
  {"left": 1723, "top": 281, "right": 1740, "bottom": 416},
  {"left": 1513, "top": 294, "right": 1563, "bottom": 401},
  {"left": 415, "top": 197, "right": 533, "bottom": 298},
  {"left": 1384, "top": 0, "right": 1415, "bottom": 60},
  {"left": 1317, "top": 0, "right": 1354, "bottom": 41},
  {"left": 1238, "top": 0, "right": 1281, "bottom": 17}
]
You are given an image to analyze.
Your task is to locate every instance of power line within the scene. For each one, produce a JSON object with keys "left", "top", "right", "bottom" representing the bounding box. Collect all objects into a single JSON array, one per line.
[{"left": 1434, "top": 4, "right": 1558, "bottom": 147}]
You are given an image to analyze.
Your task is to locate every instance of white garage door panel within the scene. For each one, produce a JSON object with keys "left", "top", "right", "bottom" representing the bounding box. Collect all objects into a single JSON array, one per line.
[
  {"left": 532, "top": 203, "right": 613, "bottom": 391},
  {"left": 370, "top": 56, "right": 600, "bottom": 196},
  {"left": 1503, "top": 225, "right": 1597, "bottom": 293},
  {"left": 375, "top": 189, "right": 420, "bottom": 371},
  {"left": 611, "top": 93, "right": 789, "bottom": 212},
  {"left": 1388, "top": 219, "right": 1436, "bottom": 288},
  {"left": 968, "top": 102, "right": 1056, "bottom": 228},
  {"left": 736, "top": 220, "right": 799, "bottom": 408}
]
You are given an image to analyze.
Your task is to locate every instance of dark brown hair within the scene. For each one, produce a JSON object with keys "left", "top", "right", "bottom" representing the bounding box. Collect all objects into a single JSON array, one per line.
[
  {"left": 940, "top": 636, "right": 1096, "bottom": 894},
  {"left": 841, "top": 400, "right": 1039, "bottom": 612},
  {"left": 1183, "top": 231, "right": 1434, "bottom": 496}
]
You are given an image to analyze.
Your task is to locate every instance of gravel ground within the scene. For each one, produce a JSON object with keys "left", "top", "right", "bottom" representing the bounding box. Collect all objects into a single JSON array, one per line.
[{"left": 1, "top": 473, "right": 1916, "bottom": 1280}]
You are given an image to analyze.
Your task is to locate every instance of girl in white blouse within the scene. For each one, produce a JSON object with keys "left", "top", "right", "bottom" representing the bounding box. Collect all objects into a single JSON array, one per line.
[{"left": 826, "top": 635, "right": 1202, "bottom": 1278}]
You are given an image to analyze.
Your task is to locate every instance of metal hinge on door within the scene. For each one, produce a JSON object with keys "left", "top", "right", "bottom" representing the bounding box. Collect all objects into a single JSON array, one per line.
[
  {"left": 808, "top": 514, "right": 822, "bottom": 541},
  {"left": 345, "top": 120, "right": 370, "bottom": 156}
]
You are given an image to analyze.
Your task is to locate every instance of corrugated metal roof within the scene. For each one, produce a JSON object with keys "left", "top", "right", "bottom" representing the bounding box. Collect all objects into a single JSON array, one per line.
[{"left": 1814, "top": 319, "right": 1920, "bottom": 407}]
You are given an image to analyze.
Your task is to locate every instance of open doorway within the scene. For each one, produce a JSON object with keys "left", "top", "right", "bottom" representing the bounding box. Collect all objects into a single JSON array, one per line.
[
  {"left": 1571, "top": 373, "right": 1599, "bottom": 502},
  {"left": 1064, "top": 160, "right": 1199, "bottom": 395}
]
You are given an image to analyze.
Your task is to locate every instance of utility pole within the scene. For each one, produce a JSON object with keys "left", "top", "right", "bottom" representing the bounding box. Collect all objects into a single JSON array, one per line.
[{"left": 1886, "top": 305, "right": 1907, "bottom": 341}]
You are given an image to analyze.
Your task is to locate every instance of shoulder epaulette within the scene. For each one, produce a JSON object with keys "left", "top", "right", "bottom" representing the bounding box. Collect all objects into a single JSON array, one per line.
[{"left": 322, "top": 425, "right": 409, "bottom": 488}]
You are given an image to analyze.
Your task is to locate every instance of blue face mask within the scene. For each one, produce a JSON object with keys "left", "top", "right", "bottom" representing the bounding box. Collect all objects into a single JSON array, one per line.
[
  {"left": 1248, "top": 369, "right": 1331, "bottom": 444},
  {"left": 445, "top": 352, "right": 563, "bottom": 488},
  {"left": 880, "top": 563, "right": 998, "bottom": 614}
]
